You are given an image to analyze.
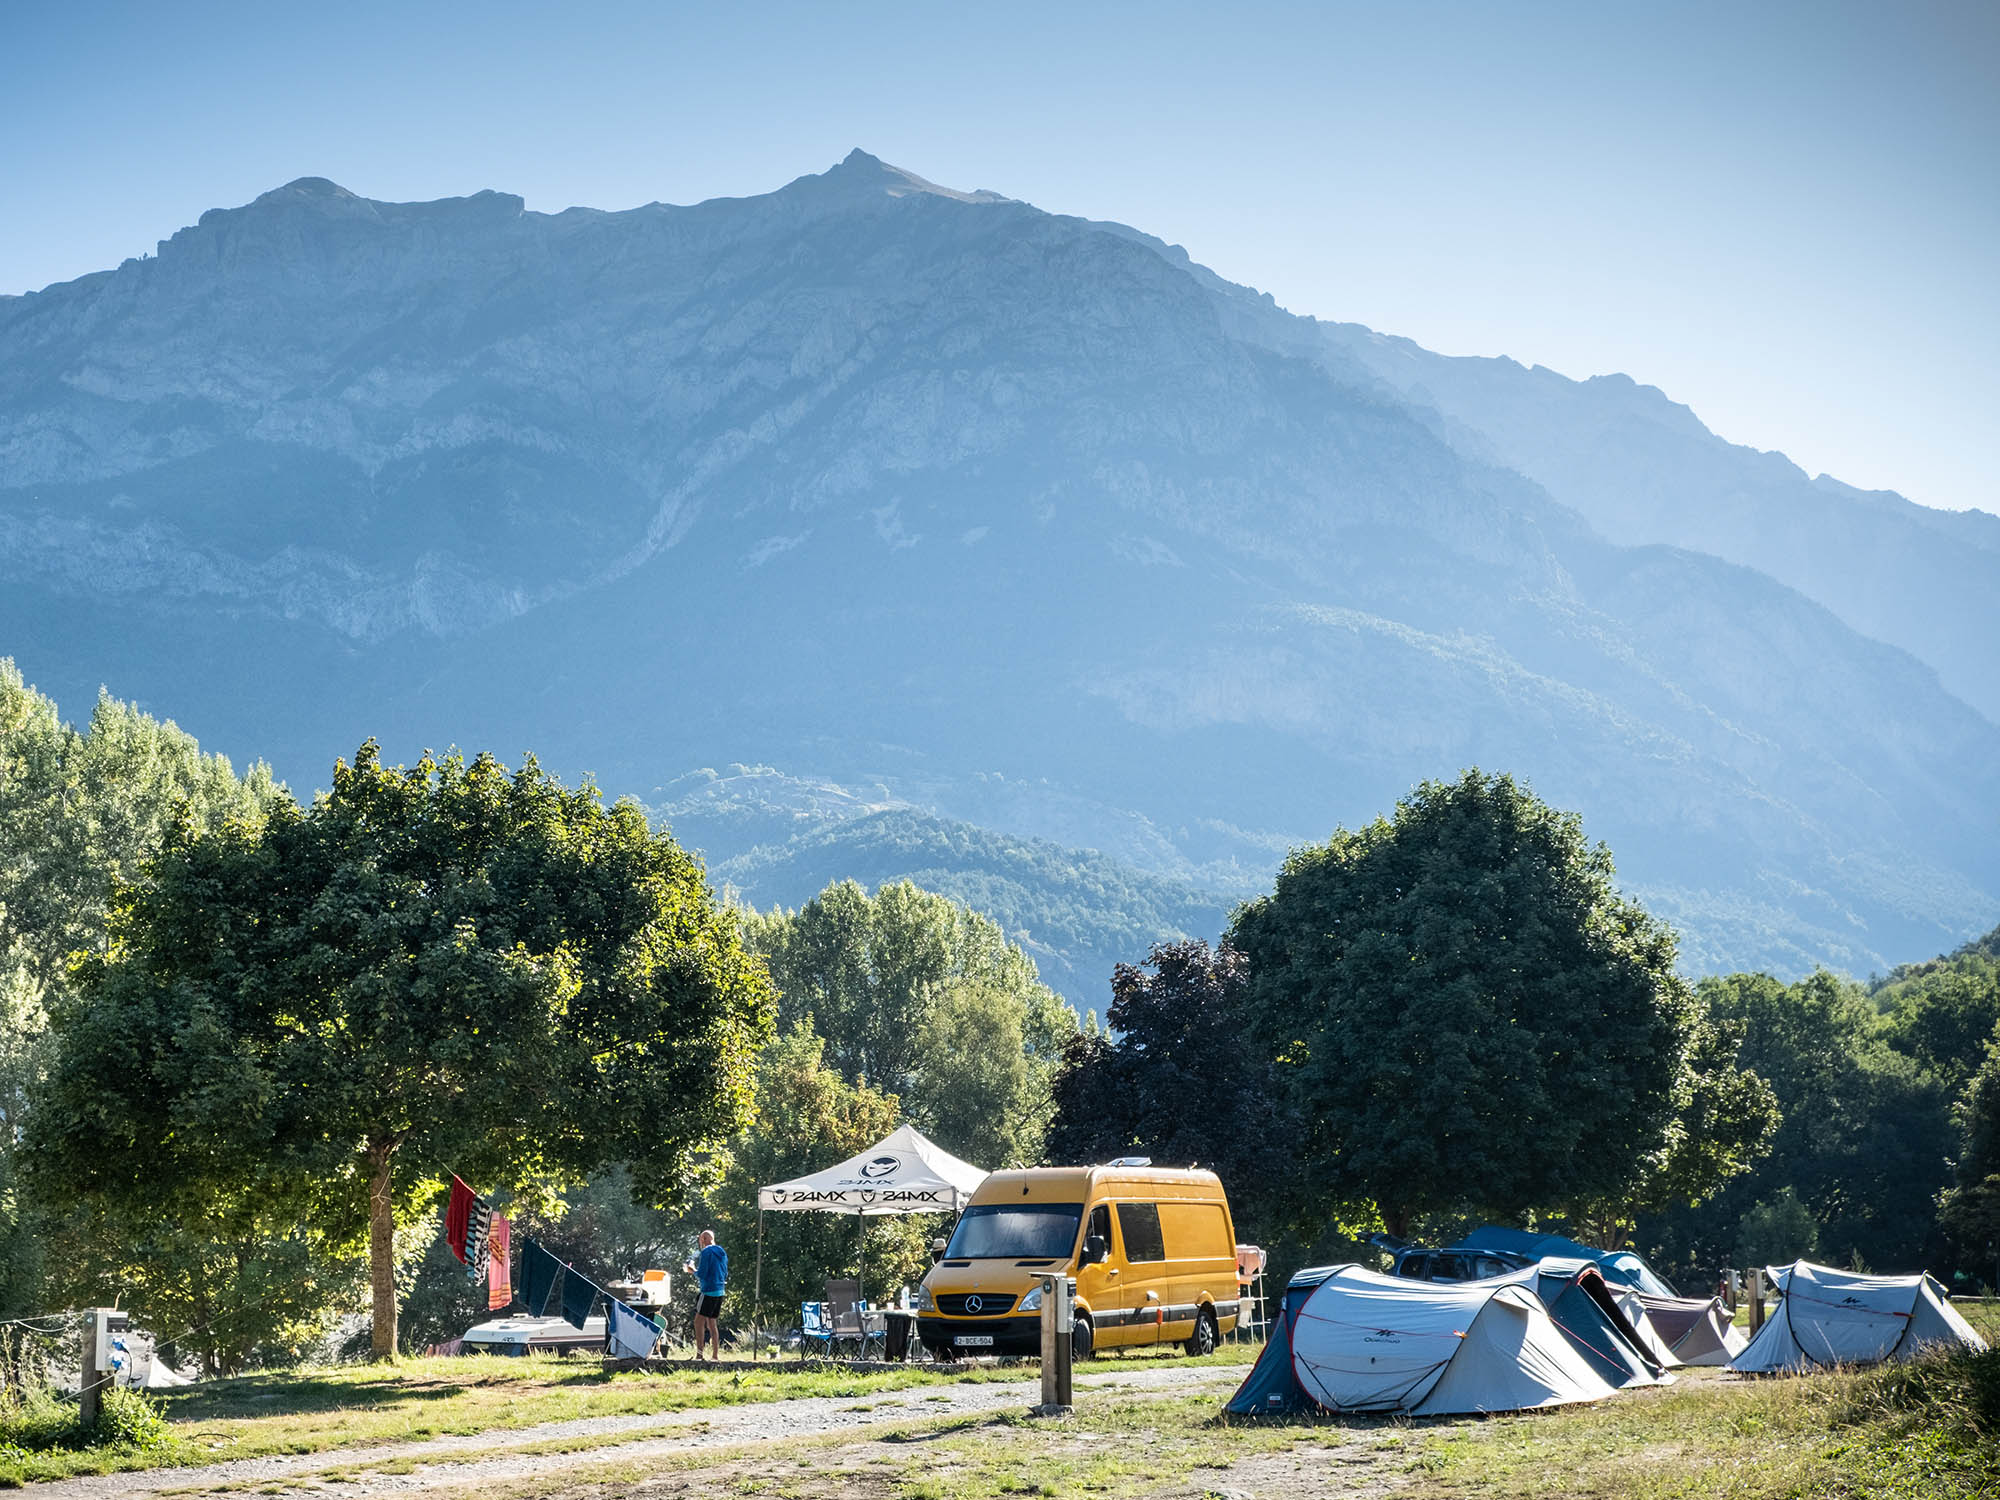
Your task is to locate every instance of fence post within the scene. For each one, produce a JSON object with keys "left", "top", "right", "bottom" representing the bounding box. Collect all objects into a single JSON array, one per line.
[{"left": 1748, "top": 1269, "right": 1765, "bottom": 1332}]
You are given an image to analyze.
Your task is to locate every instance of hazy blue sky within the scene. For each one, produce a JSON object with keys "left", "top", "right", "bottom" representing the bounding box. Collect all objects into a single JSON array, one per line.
[{"left": 4, "top": 1, "right": 1993, "bottom": 512}]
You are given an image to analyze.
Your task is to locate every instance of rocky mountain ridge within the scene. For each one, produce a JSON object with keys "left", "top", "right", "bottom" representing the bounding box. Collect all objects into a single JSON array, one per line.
[{"left": 1, "top": 150, "right": 1994, "bottom": 984}]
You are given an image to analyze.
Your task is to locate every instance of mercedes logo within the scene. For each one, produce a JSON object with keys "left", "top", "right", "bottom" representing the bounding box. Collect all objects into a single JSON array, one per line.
[{"left": 964, "top": 1294, "right": 983, "bottom": 1313}]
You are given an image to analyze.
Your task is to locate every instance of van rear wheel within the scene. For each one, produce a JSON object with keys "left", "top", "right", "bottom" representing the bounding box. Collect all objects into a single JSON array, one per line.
[
  {"left": 1070, "top": 1314, "right": 1094, "bottom": 1361},
  {"left": 1185, "top": 1307, "right": 1217, "bottom": 1358}
]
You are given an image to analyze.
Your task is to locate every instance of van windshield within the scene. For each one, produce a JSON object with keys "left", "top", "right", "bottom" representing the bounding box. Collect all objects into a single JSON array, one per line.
[{"left": 944, "top": 1203, "right": 1084, "bottom": 1261}]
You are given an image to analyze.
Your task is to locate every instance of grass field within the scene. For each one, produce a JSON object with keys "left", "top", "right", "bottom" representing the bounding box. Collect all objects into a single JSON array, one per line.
[{"left": 2, "top": 1308, "right": 1994, "bottom": 1494}]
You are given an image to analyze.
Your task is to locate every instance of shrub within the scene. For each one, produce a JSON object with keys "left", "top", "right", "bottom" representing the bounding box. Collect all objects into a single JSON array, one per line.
[
  {"left": 0, "top": 1384, "right": 171, "bottom": 1453},
  {"left": 88, "top": 1387, "right": 170, "bottom": 1449}
]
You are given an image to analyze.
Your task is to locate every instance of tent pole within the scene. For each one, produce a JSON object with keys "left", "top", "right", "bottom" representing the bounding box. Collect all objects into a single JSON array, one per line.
[{"left": 755, "top": 1209, "right": 765, "bottom": 1361}]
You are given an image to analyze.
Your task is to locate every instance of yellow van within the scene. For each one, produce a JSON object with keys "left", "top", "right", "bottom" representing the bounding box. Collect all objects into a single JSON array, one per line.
[{"left": 915, "top": 1164, "right": 1240, "bottom": 1360}]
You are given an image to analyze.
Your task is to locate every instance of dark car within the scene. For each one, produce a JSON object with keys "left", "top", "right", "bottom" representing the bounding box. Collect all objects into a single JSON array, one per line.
[{"left": 1366, "top": 1234, "right": 1534, "bottom": 1284}]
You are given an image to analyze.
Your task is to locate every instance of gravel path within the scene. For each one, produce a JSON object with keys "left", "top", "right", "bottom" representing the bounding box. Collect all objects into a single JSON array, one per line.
[{"left": 27, "top": 1363, "right": 1237, "bottom": 1498}]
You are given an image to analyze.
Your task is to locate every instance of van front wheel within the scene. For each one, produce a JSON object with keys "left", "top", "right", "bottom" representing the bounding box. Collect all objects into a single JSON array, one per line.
[
  {"left": 1185, "top": 1307, "right": 1217, "bottom": 1358},
  {"left": 1070, "top": 1315, "right": 1094, "bottom": 1361}
]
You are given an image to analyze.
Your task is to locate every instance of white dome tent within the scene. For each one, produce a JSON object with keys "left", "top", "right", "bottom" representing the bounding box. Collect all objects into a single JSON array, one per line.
[
  {"left": 1229, "top": 1264, "right": 1619, "bottom": 1416},
  {"left": 753, "top": 1123, "right": 986, "bottom": 1352},
  {"left": 1732, "top": 1261, "right": 1986, "bottom": 1374}
]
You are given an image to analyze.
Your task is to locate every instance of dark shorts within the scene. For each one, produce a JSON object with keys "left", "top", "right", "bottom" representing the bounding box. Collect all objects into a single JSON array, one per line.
[{"left": 697, "top": 1294, "right": 724, "bottom": 1318}]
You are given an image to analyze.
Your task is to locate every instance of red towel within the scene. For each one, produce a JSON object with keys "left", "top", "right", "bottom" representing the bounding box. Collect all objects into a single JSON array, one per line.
[{"left": 445, "top": 1176, "right": 477, "bottom": 1265}]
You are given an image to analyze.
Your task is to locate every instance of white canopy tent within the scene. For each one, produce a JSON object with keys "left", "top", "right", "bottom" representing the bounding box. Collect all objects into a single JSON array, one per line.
[
  {"left": 752, "top": 1124, "right": 987, "bottom": 1350},
  {"left": 1732, "top": 1261, "right": 1986, "bottom": 1374}
]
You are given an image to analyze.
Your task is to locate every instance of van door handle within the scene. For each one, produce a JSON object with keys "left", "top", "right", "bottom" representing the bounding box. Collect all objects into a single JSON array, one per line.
[{"left": 1106, "top": 1268, "right": 1120, "bottom": 1276}]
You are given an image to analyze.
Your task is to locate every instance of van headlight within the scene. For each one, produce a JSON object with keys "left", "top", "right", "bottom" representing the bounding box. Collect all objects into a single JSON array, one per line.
[
  {"left": 914, "top": 1285, "right": 936, "bottom": 1313},
  {"left": 1017, "top": 1286, "right": 1043, "bottom": 1313}
]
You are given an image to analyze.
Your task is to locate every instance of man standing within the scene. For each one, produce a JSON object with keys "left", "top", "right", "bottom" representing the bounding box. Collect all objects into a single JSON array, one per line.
[{"left": 685, "top": 1229, "right": 728, "bottom": 1361}]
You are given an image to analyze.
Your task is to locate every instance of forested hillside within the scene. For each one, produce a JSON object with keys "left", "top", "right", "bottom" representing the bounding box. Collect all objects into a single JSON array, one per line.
[{"left": 711, "top": 808, "right": 1237, "bottom": 1010}]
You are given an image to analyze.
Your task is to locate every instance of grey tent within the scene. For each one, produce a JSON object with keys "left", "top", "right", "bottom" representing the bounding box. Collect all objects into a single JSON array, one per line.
[
  {"left": 1733, "top": 1261, "right": 1986, "bottom": 1373},
  {"left": 1629, "top": 1291, "right": 1745, "bottom": 1367},
  {"left": 1226, "top": 1264, "right": 1617, "bottom": 1416}
]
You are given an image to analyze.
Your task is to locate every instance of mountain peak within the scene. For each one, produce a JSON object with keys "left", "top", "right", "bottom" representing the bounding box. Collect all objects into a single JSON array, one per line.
[
  {"left": 254, "top": 176, "right": 363, "bottom": 206},
  {"left": 813, "top": 148, "right": 1012, "bottom": 206}
]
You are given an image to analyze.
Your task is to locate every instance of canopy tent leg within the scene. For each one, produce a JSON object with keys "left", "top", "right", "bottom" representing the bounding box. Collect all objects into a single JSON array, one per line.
[{"left": 755, "top": 1209, "right": 765, "bottom": 1361}]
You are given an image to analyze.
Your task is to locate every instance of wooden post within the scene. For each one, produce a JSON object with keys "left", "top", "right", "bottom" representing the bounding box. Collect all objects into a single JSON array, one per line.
[
  {"left": 1033, "top": 1275, "right": 1072, "bottom": 1415},
  {"left": 1748, "top": 1269, "right": 1765, "bottom": 1332},
  {"left": 78, "top": 1309, "right": 123, "bottom": 1429},
  {"left": 78, "top": 1312, "right": 103, "bottom": 1431}
]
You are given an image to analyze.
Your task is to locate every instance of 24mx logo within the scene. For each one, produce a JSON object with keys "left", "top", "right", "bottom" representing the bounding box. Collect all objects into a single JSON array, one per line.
[{"left": 859, "top": 1155, "right": 900, "bottom": 1179}]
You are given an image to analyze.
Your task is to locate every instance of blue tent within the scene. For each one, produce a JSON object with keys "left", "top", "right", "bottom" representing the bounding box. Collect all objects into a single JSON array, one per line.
[
  {"left": 1224, "top": 1266, "right": 1337, "bottom": 1416},
  {"left": 1452, "top": 1226, "right": 1675, "bottom": 1297},
  {"left": 1531, "top": 1260, "right": 1674, "bottom": 1389}
]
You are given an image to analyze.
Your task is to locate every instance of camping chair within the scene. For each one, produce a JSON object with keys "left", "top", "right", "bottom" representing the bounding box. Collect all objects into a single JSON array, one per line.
[
  {"left": 798, "top": 1301, "right": 835, "bottom": 1357},
  {"left": 825, "top": 1279, "right": 886, "bottom": 1360}
]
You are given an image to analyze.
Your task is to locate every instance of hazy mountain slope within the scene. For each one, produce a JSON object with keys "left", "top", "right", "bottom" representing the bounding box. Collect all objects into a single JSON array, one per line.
[
  {"left": 1309, "top": 329, "right": 2000, "bottom": 723},
  {"left": 1, "top": 152, "right": 1994, "bottom": 978}
]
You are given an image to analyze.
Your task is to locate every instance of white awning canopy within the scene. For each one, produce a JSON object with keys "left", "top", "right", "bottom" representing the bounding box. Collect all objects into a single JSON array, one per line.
[{"left": 757, "top": 1123, "right": 986, "bottom": 1216}]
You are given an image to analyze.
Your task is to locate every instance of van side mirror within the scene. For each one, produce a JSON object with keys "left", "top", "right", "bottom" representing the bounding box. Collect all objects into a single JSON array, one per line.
[{"left": 1084, "top": 1235, "right": 1109, "bottom": 1266}]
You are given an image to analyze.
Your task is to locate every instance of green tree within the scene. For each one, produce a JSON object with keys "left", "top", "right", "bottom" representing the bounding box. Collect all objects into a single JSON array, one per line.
[
  {"left": 1564, "top": 1003, "right": 1779, "bottom": 1248},
  {"left": 1648, "top": 969, "right": 1955, "bottom": 1274},
  {"left": 742, "top": 880, "right": 1074, "bottom": 1166},
  {"left": 1227, "top": 769, "right": 1699, "bottom": 1237},
  {"left": 704, "top": 1024, "right": 931, "bottom": 1323},
  {"left": 1879, "top": 956, "right": 2000, "bottom": 1096},
  {"left": 1735, "top": 1187, "right": 1819, "bottom": 1269},
  {"left": 1047, "top": 940, "right": 1292, "bottom": 1206},
  {"left": 1939, "top": 1039, "right": 2000, "bottom": 1263},
  {"left": 25, "top": 741, "right": 774, "bottom": 1359},
  {"left": 0, "top": 661, "right": 276, "bottom": 1317}
]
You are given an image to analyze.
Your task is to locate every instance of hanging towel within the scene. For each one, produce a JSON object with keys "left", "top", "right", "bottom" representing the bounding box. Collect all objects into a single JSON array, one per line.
[
  {"left": 559, "top": 1266, "right": 600, "bottom": 1330},
  {"left": 463, "top": 1199, "right": 493, "bottom": 1281},
  {"left": 487, "top": 1213, "right": 512, "bottom": 1311},
  {"left": 522, "top": 1239, "right": 563, "bottom": 1317},
  {"left": 606, "top": 1300, "right": 664, "bottom": 1361},
  {"left": 444, "top": 1176, "right": 478, "bottom": 1265}
]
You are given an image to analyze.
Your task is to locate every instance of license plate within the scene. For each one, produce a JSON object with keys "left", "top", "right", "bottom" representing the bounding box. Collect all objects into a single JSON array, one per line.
[{"left": 955, "top": 1335, "right": 995, "bottom": 1347}]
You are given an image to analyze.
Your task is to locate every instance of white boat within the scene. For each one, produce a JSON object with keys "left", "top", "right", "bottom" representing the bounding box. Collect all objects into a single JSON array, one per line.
[{"left": 460, "top": 1313, "right": 607, "bottom": 1356}]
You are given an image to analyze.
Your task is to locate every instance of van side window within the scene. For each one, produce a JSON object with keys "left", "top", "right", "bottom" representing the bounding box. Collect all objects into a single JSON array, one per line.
[
  {"left": 1087, "top": 1203, "right": 1111, "bottom": 1251},
  {"left": 1116, "top": 1202, "right": 1165, "bottom": 1263}
]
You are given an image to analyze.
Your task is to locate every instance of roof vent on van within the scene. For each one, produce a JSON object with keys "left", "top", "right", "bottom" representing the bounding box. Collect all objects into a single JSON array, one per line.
[{"left": 1106, "top": 1156, "right": 1153, "bottom": 1168}]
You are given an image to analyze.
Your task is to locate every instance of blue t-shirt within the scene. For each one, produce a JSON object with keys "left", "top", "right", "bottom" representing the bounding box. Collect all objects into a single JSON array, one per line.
[{"left": 696, "top": 1243, "right": 728, "bottom": 1296}]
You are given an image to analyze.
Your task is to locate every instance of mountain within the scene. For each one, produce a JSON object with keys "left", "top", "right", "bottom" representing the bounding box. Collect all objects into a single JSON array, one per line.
[
  {"left": 656, "top": 766, "right": 1239, "bottom": 1007},
  {"left": 2, "top": 150, "right": 1995, "bottom": 986}
]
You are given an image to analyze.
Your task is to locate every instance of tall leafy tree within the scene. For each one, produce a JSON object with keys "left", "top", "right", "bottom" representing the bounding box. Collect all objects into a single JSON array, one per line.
[
  {"left": 1939, "top": 1040, "right": 2000, "bottom": 1264},
  {"left": 25, "top": 742, "right": 774, "bottom": 1358},
  {"left": 742, "top": 880, "right": 1073, "bottom": 1166},
  {"left": 1646, "top": 969, "right": 1955, "bottom": 1274},
  {"left": 1564, "top": 1002, "right": 1778, "bottom": 1248},
  {"left": 1047, "top": 940, "right": 1291, "bottom": 1203},
  {"left": 1879, "top": 954, "right": 2000, "bottom": 1096},
  {"left": 0, "top": 661, "right": 276, "bottom": 1316},
  {"left": 1227, "top": 769, "right": 1699, "bottom": 1237},
  {"left": 703, "top": 1023, "right": 930, "bottom": 1319}
]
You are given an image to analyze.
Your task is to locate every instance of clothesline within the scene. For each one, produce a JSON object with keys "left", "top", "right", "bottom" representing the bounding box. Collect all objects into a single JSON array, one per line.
[{"left": 444, "top": 1173, "right": 663, "bottom": 1362}]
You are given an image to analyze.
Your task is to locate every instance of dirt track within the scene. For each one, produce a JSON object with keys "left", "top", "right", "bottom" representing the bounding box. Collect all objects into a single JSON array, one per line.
[{"left": 26, "top": 1363, "right": 1240, "bottom": 1498}]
